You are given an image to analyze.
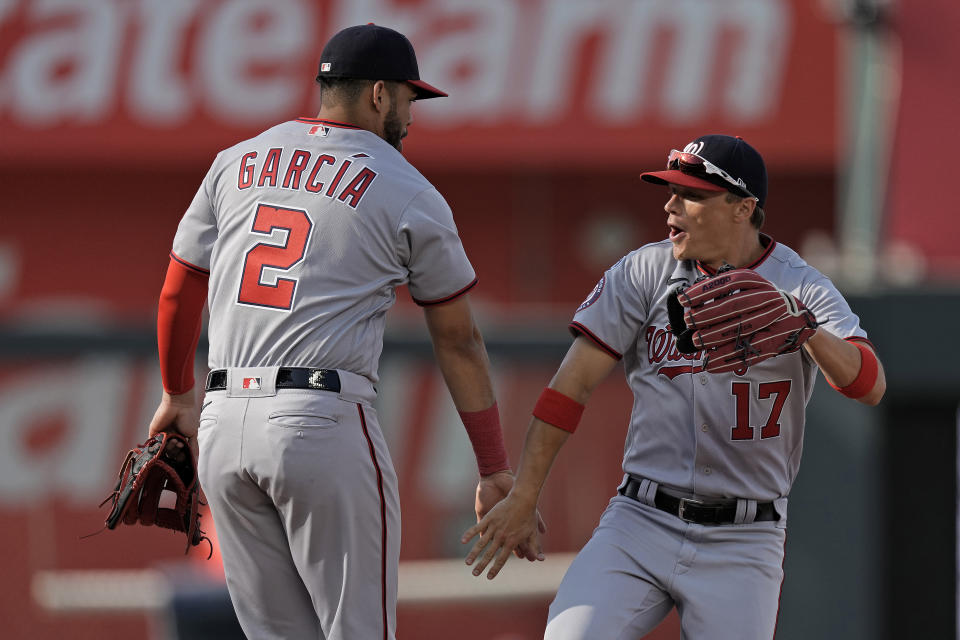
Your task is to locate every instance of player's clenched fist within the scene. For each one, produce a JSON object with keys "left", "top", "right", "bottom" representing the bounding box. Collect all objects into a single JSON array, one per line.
[{"left": 462, "top": 491, "right": 545, "bottom": 579}]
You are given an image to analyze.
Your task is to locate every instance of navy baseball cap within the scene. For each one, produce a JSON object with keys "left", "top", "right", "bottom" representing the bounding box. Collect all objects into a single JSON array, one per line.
[
  {"left": 641, "top": 135, "right": 768, "bottom": 208},
  {"left": 315, "top": 24, "right": 447, "bottom": 100}
]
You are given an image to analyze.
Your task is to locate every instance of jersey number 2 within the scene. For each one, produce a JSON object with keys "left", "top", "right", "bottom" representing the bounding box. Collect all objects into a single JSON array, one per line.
[
  {"left": 237, "top": 204, "right": 313, "bottom": 310},
  {"left": 731, "top": 380, "right": 791, "bottom": 440}
]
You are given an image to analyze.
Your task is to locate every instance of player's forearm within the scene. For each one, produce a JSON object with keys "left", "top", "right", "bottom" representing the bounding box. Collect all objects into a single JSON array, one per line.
[
  {"left": 510, "top": 337, "right": 617, "bottom": 501},
  {"left": 509, "top": 419, "right": 572, "bottom": 504},
  {"left": 431, "top": 325, "right": 496, "bottom": 410},
  {"left": 424, "top": 297, "right": 497, "bottom": 411},
  {"left": 157, "top": 257, "right": 209, "bottom": 394},
  {"left": 804, "top": 329, "right": 886, "bottom": 405},
  {"left": 424, "top": 299, "right": 509, "bottom": 473}
]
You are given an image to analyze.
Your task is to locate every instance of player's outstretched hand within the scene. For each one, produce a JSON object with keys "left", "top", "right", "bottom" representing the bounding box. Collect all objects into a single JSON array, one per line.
[
  {"left": 475, "top": 471, "right": 546, "bottom": 561},
  {"left": 462, "top": 490, "right": 543, "bottom": 580},
  {"left": 148, "top": 389, "right": 200, "bottom": 460}
]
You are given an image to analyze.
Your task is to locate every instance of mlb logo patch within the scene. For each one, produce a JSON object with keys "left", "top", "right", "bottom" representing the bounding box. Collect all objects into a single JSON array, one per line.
[
  {"left": 308, "top": 125, "right": 329, "bottom": 137},
  {"left": 242, "top": 377, "right": 262, "bottom": 390},
  {"left": 320, "top": 62, "right": 332, "bottom": 72}
]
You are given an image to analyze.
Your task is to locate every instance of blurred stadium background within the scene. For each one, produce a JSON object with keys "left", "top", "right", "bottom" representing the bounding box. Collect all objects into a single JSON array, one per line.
[{"left": 1, "top": 0, "right": 957, "bottom": 638}]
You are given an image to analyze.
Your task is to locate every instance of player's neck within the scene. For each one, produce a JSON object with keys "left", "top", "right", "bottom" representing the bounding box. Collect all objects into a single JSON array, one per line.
[
  {"left": 315, "top": 106, "right": 373, "bottom": 133},
  {"left": 705, "top": 232, "right": 764, "bottom": 270}
]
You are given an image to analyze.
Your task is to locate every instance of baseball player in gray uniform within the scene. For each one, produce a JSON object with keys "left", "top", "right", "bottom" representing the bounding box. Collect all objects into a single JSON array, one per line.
[
  {"left": 145, "top": 24, "right": 538, "bottom": 640},
  {"left": 462, "top": 135, "right": 886, "bottom": 639}
]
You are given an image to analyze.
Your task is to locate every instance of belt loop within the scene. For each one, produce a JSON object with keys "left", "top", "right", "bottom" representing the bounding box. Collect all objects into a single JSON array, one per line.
[
  {"left": 334, "top": 369, "right": 376, "bottom": 405},
  {"left": 734, "top": 499, "right": 757, "bottom": 524},
  {"left": 639, "top": 478, "right": 658, "bottom": 508}
]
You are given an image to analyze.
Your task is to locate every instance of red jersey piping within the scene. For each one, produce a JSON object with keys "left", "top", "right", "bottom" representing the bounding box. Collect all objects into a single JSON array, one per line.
[
  {"left": 295, "top": 117, "right": 363, "bottom": 129},
  {"left": 170, "top": 251, "right": 210, "bottom": 275},
  {"left": 569, "top": 322, "right": 623, "bottom": 360},
  {"left": 413, "top": 278, "right": 479, "bottom": 306}
]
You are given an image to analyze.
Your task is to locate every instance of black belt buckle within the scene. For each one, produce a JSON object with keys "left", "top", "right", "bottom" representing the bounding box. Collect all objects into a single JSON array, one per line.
[
  {"left": 677, "top": 497, "right": 709, "bottom": 523},
  {"left": 306, "top": 369, "right": 340, "bottom": 392},
  {"left": 274, "top": 367, "right": 342, "bottom": 392}
]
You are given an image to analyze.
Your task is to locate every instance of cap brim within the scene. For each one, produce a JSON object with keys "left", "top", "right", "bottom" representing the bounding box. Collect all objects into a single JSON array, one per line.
[
  {"left": 408, "top": 79, "right": 447, "bottom": 99},
  {"left": 640, "top": 169, "right": 727, "bottom": 192}
]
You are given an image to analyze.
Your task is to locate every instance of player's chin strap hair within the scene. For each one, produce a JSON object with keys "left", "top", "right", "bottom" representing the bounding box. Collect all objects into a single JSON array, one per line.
[
  {"left": 533, "top": 388, "right": 585, "bottom": 433},
  {"left": 829, "top": 341, "right": 880, "bottom": 399},
  {"left": 459, "top": 403, "right": 511, "bottom": 476}
]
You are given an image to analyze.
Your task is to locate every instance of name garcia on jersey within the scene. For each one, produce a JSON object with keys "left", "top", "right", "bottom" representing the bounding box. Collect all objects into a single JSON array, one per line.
[{"left": 237, "top": 147, "right": 378, "bottom": 208}]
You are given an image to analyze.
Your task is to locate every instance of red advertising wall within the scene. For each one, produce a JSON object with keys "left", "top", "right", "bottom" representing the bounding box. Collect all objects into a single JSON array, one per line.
[
  {"left": 0, "top": 1, "right": 843, "bottom": 638},
  {"left": 885, "top": 0, "right": 960, "bottom": 276},
  {"left": 0, "top": 0, "right": 836, "bottom": 170}
]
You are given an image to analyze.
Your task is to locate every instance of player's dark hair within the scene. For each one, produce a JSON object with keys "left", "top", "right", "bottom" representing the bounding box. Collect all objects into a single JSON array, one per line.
[
  {"left": 725, "top": 192, "right": 765, "bottom": 229},
  {"left": 751, "top": 206, "right": 765, "bottom": 229},
  {"left": 318, "top": 77, "right": 373, "bottom": 107},
  {"left": 318, "top": 77, "right": 402, "bottom": 108}
]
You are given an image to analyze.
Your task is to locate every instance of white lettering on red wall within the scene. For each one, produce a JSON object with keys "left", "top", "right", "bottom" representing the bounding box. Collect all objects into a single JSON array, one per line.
[
  {"left": 0, "top": 0, "right": 790, "bottom": 127},
  {"left": 0, "top": 357, "right": 130, "bottom": 504}
]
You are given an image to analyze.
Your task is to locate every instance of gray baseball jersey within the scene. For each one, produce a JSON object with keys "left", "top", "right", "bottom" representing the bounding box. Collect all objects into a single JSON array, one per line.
[
  {"left": 172, "top": 118, "right": 477, "bottom": 381},
  {"left": 570, "top": 236, "right": 866, "bottom": 508},
  {"left": 172, "top": 118, "right": 477, "bottom": 640},
  {"left": 545, "top": 236, "right": 868, "bottom": 640}
]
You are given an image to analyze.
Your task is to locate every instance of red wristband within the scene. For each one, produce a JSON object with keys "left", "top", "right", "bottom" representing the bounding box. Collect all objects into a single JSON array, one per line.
[
  {"left": 533, "top": 387, "right": 585, "bottom": 433},
  {"left": 459, "top": 403, "right": 510, "bottom": 476},
  {"left": 832, "top": 342, "right": 879, "bottom": 399}
]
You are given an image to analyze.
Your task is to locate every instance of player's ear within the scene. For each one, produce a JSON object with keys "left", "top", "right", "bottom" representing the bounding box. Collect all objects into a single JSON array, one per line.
[
  {"left": 734, "top": 196, "right": 755, "bottom": 223},
  {"left": 371, "top": 80, "right": 388, "bottom": 113}
]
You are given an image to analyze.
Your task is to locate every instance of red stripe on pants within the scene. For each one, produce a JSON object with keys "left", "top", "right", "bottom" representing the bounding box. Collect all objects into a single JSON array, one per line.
[{"left": 357, "top": 404, "right": 388, "bottom": 640}]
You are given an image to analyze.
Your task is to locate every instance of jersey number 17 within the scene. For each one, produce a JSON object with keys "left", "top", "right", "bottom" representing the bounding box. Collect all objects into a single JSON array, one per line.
[{"left": 731, "top": 380, "right": 791, "bottom": 440}]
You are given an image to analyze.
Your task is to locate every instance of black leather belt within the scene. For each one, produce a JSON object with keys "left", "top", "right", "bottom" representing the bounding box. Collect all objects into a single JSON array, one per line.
[
  {"left": 619, "top": 476, "right": 779, "bottom": 525},
  {"left": 205, "top": 368, "right": 341, "bottom": 393}
]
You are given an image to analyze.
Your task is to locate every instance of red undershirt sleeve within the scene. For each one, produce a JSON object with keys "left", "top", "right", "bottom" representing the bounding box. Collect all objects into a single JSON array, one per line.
[{"left": 157, "top": 256, "right": 209, "bottom": 394}]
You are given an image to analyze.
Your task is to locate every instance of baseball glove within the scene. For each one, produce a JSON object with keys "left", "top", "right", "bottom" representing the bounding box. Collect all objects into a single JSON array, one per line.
[
  {"left": 97, "top": 431, "right": 210, "bottom": 555},
  {"left": 667, "top": 267, "right": 819, "bottom": 374}
]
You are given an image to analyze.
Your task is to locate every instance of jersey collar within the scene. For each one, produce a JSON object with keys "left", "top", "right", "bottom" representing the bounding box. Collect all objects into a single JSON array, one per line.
[
  {"left": 295, "top": 117, "right": 363, "bottom": 129},
  {"left": 694, "top": 233, "right": 776, "bottom": 276}
]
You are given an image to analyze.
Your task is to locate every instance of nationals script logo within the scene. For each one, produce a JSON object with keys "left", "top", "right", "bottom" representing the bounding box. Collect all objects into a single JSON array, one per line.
[
  {"left": 647, "top": 325, "right": 748, "bottom": 378},
  {"left": 647, "top": 325, "right": 703, "bottom": 378}
]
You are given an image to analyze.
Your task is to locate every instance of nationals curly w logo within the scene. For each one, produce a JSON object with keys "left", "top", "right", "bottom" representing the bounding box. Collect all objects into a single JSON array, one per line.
[{"left": 645, "top": 325, "right": 748, "bottom": 378}]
